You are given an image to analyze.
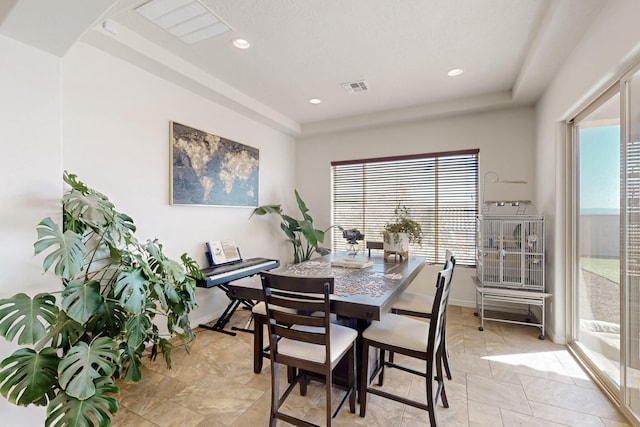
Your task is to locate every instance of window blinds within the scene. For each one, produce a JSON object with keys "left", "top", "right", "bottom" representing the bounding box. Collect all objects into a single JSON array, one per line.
[{"left": 331, "top": 149, "right": 479, "bottom": 265}]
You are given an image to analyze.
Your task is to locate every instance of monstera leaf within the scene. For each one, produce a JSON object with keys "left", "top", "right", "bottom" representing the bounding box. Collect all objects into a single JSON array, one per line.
[
  {"left": 61, "top": 280, "right": 103, "bottom": 324},
  {"left": 46, "top": 376, "right": 119, "bottom": 427},
  {"left": 34, "top": 217, "right": 86, "bottom": 280},
  {"left": 123, "top": 312, "right": 152, "bottom": 350},
  {"left": 46, "top": 311, "right": 84, "bottom": 351},
  {"left": 0, "top": 347, "right": 59, "bottom": 406},
  {"left": 118, "top": 343, "right": 142, "bottom": 384},
  {"left": 62, "top": 184, "right": 115, "bottom": 230},
  {"left": 114, "top": 268, "right": 148, "bottom": 314},
  {"left": 84, "top": 300, "right": 127, "bottom": 339},
  {"left": 0, "top": 293, "right": 58, "bottom": 345},
  {"left": 58, "top": 337, "right": 118, "bottom": 400},
  {"left": 0, "top": 172, "right": 201, "bottom": 426}
]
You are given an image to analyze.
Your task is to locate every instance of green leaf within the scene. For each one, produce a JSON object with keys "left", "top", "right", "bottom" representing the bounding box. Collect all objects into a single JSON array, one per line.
[
  {"left": 181, "top": 253, "right": 204, "bottom": 280},
  {"left": 299, "top": 220, "right": 320, "bottom": 247},
  {"left": 114, "top": 268, "right": 148, "bottom": 314},
  {"left": 124, "top": 313, "right": 152, "bottom": 349},
  {"left": 61, "top": 280, "right": 104, "bottom": 324},
  {"left": 163, "top": 258, "right": 186, "bottom": 282},
  {"left": 46, "top": 311, "right": 84, "bottom": 350},
  {"left": 150, "top": 337, "right": 173, "bottom": 367},
  {"left": 0, "top": 293, "right": 58, "bottom": 345},
  {"left": 295, "top": 189, "right": 312, "bottom": 222},
  {"left": 118, "top": 343, "right": 142, "bottom": 383},
  {"left": 58, "top": 337, "right": 118, "bottom": 400},
  {"left": 152, "top": 282, "right": 168, "bottom": 310},
  {"left": 34, "top": 218, "right": 86, "bottom": 280},
  {"left": 84, "top": 300, "right": 127, "bottom": 338},
  {"left": 46, "top": 376, "right": 119, "bottom": 427},
  {"left": 63, "top": 187, "right": 115, "bottom": 229},
  {"left": 0, "top": 347, "right": 59, "bottom": 406},
  {"left": 164, "top": 280, "right": 180, "bottom": 304},
  {"left": 250, "top": 204, "right": 281, "bottom": 218}
]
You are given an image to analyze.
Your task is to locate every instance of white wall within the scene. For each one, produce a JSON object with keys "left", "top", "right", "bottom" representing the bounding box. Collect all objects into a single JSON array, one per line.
[
  {"left": 0, "top": 34, "right": 62, "bottom": 427},
  {"left": 536, "top": 0, "right": 640, "bottom": 344},
  {"left": 0, "top": 37, "right": 296, "bottom": 426},
  {"left": 62, "top": 42, "right": 297, "bottom": 327},
  {"left": 295, "top": 107, "right": 536, "bottom": 308}
]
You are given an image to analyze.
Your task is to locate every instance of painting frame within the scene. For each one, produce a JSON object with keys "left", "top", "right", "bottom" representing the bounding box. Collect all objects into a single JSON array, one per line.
[{"left": 169, "top": 121, "right": 259, "bottom": 207}]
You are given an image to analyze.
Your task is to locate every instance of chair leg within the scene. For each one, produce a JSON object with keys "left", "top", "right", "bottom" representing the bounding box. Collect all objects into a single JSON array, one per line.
[
  {"left": 426, "top": 364, "right": 439, "bottom": 427},
  {"left": 435, "top": 348, "right": 449, "bottom": 409},
  {"left": 441, "top": 319, "right": 452, "bottom": 380},
  {"left": 359, "top": 340, "right": 370, "bottom": 417},
  {"left": 299, "top": 372, "right": 308, "bottom": 396},
  {"left": 377, "top": 349, "right": 386, "bottom": 386},
  {"left": 253, "top": 315, "right": 265, "bottom": 373},
  {"left": 326, "top": 370, "right": 332, "bottom": 427},
  {"left": 348, "top": 346, "right": 356, "bottom": 413},
  {"left": 442, "top": 342, "right": 452, "bottom": 380},
  {"left": 269, "top": 361, "right": 279, "bottom": 427}
]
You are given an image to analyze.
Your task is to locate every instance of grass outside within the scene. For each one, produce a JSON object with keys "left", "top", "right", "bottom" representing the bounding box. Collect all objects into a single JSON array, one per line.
[{"left": 580, "top": 257, "right": 620, "bottom": 284}]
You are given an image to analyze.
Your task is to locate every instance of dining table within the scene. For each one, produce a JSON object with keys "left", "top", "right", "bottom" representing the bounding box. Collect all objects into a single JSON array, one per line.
[
  {"left": 225, "top": 251, "right": 427, "bottom": 385},
  {"left": 226, "top": 251, "right": 427, "bottom": 325}
]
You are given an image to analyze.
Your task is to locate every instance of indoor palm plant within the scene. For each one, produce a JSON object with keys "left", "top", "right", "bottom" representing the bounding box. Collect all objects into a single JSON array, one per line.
[
  {"left": 251, "top": 190, "right": 339, "bottom": 264},
  {"left": 382, "top": 204, "right": 422, "bottom": 251},
  {"left": 0, "top": 172, "right": 202, "bottom": 427}
]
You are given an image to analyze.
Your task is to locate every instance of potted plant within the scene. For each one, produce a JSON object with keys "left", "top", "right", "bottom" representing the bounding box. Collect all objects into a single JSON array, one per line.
[
  {"left": 251, "top": 190, "right": 340, "bottom": 264},
  {"left": 0, "top": 172, "right": 202, "bottom": 427},
  {"left": 382, "top": 204, "right": 422, "bottom": 253}
]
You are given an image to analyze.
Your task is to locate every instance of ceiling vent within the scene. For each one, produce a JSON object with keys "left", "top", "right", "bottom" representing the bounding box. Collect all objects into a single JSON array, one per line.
[
  {"left": 135, "top": 0, "right": 231, "bottom": 44},
  {"left": 341, "top": 80, "right": 369, "bottom": 94}
]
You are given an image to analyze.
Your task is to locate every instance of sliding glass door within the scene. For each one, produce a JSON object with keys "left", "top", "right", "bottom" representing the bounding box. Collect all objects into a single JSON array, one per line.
[
  {"left": 571, "top": 88, "right": 621, "bottom": 390},
  {"left": 569, "top": 62, "right": 640, "bottom": 423},
  {"left": 622, "top": 64, "right": 640, "bottom": 418}
]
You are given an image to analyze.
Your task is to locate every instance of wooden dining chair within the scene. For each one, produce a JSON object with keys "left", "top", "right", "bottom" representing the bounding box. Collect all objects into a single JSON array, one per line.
[
  {"left": 390, "top": 250, "right": 456, "bottom": 379},
  {"left": 260, "top": 271, "right": 357, "bottom": 427},
  {"left": 359, "top": 260, "right": 454, "bottom": 426},
  {"left": 250, "top": 301, "right": 269, "bottom": 373}
]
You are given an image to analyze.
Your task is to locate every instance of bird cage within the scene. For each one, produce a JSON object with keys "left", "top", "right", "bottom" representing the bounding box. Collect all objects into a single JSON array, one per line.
[{"left": 476, "top": 201, "right": 544, "bottom": 291}]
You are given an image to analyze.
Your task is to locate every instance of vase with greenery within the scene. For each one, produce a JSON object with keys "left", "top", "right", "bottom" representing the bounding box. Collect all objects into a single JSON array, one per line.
[
  {"left": 382, "top": 204, "right": 422, "bottom": 249},
  {"left": 0, "top": 172, "right": 202, "bottom": 427},
  {"left": 251, "top": 190, "right": 340, "bottom": 264}
]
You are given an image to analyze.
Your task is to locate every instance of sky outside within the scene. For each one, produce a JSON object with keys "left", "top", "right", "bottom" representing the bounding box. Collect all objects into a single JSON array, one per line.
[{"left": 579, "top": 126, "right": 620, "bottom": 214}]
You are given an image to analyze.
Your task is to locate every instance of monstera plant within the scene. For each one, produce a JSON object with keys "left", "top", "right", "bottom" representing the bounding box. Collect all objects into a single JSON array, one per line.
[
  {"left": 0, "top": 172, "right": 202, "bottom": 426},
  {"left": 251, "top": 190, "right": 340, "bottom": 264}
]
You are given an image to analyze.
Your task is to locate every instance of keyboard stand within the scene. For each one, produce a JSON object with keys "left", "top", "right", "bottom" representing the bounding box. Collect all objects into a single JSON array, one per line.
[{"left": 198, "top": 284, "right": 256, "bottom": 336}]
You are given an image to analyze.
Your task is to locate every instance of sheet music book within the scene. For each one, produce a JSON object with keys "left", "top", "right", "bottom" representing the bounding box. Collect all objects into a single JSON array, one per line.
[{"left": 206, "top": 240, "right": 242, "bottom": 266}]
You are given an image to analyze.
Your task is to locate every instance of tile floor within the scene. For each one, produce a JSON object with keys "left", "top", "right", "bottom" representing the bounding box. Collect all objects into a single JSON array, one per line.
[{"left": 111, "top": 306, "right": 632, "bottom": 426}]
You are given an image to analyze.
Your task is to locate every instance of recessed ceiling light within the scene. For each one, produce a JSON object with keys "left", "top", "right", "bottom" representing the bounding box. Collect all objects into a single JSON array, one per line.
[
  {"left": 309, "top": 98, "right": 322, "bottom": 105},
  {"left": 232, "top": 38, "right": 251, "bottom": 49},
  {"left": 447, "top": 68, "right": 464, "bottom": 77}
]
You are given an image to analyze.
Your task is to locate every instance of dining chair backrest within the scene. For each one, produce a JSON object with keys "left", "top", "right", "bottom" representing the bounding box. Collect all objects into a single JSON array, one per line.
[
  {"left": 444, "top": 249, "right": 456, "bottom": 271},
  {"left": 427, "top": 260, "right": 454, "bottom": 361},
  {"left": 260, "top": 272, "right": 335, "bottom": 366}
]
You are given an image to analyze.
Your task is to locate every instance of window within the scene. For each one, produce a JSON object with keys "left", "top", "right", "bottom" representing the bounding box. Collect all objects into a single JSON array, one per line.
[{"left": 331, "top": 149, "right": 479, "bottom": 265}]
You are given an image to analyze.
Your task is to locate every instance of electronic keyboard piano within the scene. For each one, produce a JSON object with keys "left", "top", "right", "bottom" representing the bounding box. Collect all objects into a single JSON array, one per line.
[
  {"left": 197, "top": 257, "right": 280, "bottom": 288},
  {"left": 196, "top": 257, "right": 280, "bottom": 335}
]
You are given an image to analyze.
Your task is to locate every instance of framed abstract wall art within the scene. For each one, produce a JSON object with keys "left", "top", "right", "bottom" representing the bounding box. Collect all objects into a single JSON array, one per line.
[{"left": 170, "top": 121, "right": 259, "bottom": 207}]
